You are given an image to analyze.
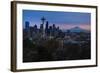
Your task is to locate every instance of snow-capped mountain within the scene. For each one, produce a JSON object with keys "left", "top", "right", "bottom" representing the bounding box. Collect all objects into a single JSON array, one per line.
[{"left": 68, "top": 27, "right": 88, "bottom": 32}]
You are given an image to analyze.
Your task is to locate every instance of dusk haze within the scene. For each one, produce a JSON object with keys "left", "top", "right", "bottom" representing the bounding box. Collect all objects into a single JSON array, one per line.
[{"left": 23, "top": 10, "right": 91, "bottom": 31}]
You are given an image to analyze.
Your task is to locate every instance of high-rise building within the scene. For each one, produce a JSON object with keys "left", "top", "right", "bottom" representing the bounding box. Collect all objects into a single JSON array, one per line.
[
  {"left": 53, "top": 24, "right": 56, "bottom": 30},
  {"left": 40, "top": 24, "right": 44, "bottom": 38},
  {"left": 40, "top": 24, "right": 43, "bottom": 33},
  {"left": 45, "top": 21, "right": 49, "bottom": 36},
  {"left": 52, "top": 24, "right": 56, "bottom": 36},
  {"left": 34, "top": 24, "right": 37, "bottom": 33},
  {"left": 57, "top": 26, "right": 59, "bottom": 30},
  {"left": 25, "top": 21, "right": 30, "bottom": 39},
  {"left": 45, "top": 21, "right": 49, "bottom": 30},
  {"left": 25, "top": 21, "right": 29, "bottom": 30},
  {"left": 34, "top": 24, "right": 37, "bottom": 29},
  {"left": 49, "top": 26, "right": 53, "bottom": 36}
]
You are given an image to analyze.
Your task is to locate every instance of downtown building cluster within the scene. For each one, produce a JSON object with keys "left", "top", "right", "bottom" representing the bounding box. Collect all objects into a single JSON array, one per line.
[{"left": 23, "top": 17, "right": 65, "bottom": 40}]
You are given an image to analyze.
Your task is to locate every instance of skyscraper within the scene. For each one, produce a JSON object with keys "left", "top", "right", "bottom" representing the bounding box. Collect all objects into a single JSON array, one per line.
[
  {"left": 45, "top": 21, "right": 49, "bottom": 30},
  {"left": 25, "top": 21, "right": 30, "bottom": 39},
  {"left": 40, "top": 24, "right": 43, "bottom": 33},
  {"left": 25, "top": 21, "right": 29, "bottom": 30},
  {"left": 52, "top": 24, "right": 56, "bottom": 36},
  {"left": 53, "top": 24, "right": 56, "bottom": 30},
  {"left": 34, "top": 24, "right": 37, "bottom": 32},
  {"left": 45, "top": 21, "right": 49, "bottom": 36}
]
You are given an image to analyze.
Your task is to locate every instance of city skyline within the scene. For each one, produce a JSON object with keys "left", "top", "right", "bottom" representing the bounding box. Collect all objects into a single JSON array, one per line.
[
  {"left": 23, "top": 10, "right": 91, "bottom": 31},
  {"left": 23, "top": 10, "right": 91, "bottom": 62}
]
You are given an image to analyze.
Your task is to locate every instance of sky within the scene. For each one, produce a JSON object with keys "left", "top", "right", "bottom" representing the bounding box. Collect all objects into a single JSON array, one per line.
[{"left": 23, "top": 10, "right": 91, "bottom": 31}]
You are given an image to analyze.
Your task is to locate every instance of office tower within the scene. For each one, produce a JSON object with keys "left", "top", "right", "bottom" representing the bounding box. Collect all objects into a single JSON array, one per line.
[
  {"left": 53, "top": 24, "right": 56, "bottom": 30},
  {"left": 45, "top": 21, "right": 49, "bottom": 36},
  {"left": 34, "top": 24, "right": 37, "bottom": 33},
  {"left": 52, "top": 24, "right": 56, "bottom": 36},
  {"left": 45, "top": 21, "right": 49, "bottom": 30},
  {"left": 25, "top": 21, "right": 30, "bottom": 39},
  {"left": 40, "top": 24, "right": 43, "bottom": 33},
  {"left": 25, "top": 21, "right": 29, "bottom": 30}
]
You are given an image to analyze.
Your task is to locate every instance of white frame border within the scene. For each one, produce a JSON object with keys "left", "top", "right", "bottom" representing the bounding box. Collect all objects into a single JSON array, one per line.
[{"left": 15, "top": 2, "right": 97, "bottom": 70}]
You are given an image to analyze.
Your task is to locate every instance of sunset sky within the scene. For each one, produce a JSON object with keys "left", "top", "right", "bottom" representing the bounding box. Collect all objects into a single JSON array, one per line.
[{"left": 23, "top": 10, "right": 91, "bottom": 31}]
